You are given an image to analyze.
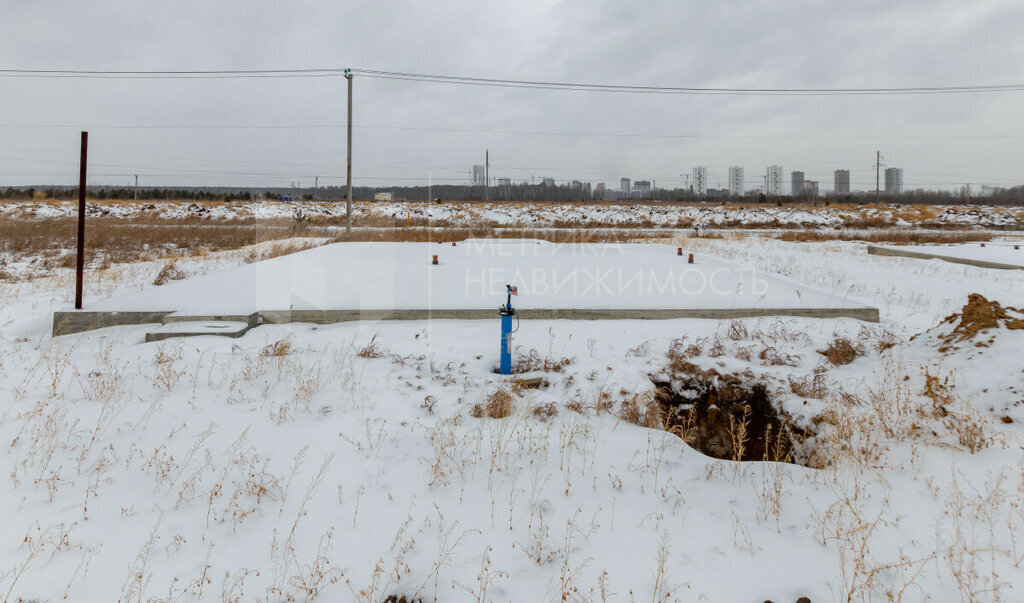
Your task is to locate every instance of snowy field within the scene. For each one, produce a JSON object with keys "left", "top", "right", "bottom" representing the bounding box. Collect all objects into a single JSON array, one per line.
[
  {"left": 83, "top": 241, "right": 869, "bottom": 315},
  {"left": 2, "top": 233, "right": 1024, "bottom": 601},
  {"left": 3, "top": 198, "right": 1024, "bottom": 230}
]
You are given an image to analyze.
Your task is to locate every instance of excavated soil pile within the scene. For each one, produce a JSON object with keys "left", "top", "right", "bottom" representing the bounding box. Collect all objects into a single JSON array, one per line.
[
  {"left": 652, "top": 360, "right": 803, "bottom": 463},
  {"left": 933, "top": 293, "right": 1024, "bottom": 352}
]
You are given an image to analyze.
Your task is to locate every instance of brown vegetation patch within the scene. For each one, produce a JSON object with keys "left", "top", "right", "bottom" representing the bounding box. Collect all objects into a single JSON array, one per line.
[
  {"left": 818, "top": 336, "right": 864, "bottom": 366},
  {"left": 618, "top": 392, "right": 665, "bottom": 429},
  {"left": 357, "top": 335, "right": 383, "bottom": 359},
  {"left": 152, "top": 261, "right": 188, "bottom": 285},
  {"left": 776, "top": 230, "right": 990, "bottom": 244},
  {"left": 259, "top": 339, "right": 292, "bottom": 358},
  {"left": 0, "top": 216, "right": 308, "bottom": 276},
  {"left": 329, "top": 227, "right": 658, "bottom": 245},
  {"left": 497, "top": 349, "right": 575, "bottom": 374},
  {"left": 243, "top": 239, "right": 324, "bottom": 263},
  {"left": 530, "top": 401, "right": 559, "bottom": 421},
  {"left": 471, "top": 389, "right": 516, "bottom": 419}
]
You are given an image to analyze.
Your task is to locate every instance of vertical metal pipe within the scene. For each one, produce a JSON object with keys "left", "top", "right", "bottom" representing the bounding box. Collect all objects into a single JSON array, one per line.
[
  {"left": 500, "top": 313, "right": 513, "bottom": 375},
  {"left": 346, "top": 72, "right": 353, "bottom": 231},
  {"left": 75, "top": 131, "right": 88, "bottom": 310}
]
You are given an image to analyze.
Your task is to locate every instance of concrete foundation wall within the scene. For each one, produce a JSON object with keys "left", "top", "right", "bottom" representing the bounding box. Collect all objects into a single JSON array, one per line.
[
  {"left": 53, "top": 311, "right": 174, "bottom": 336},
  {"left": 867, "top": 246, "right": 1024, "bottom": 271},
  {"left": 55, "top": 306, "right": 879, "bottom": 337}
]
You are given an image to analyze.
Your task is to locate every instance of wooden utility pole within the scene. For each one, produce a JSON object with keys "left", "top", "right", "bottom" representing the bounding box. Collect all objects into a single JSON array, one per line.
[
  {"left": 345, "top": 69, "right": 353, "bottom": 231},
  {"left": 75, "top": 131, "right": 88, "bottom": 309},
  {"left": 485, "top": 149, "right": 489, "bottom": 201}
]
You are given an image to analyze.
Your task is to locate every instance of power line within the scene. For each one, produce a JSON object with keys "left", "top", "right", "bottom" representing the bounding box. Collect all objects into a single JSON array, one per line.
[
  {"left": 2, "top": 122, "right": 1023, "bottom": 140},
  {"left": 1, "top": 66, "right": 1023, "bottom": 95}
]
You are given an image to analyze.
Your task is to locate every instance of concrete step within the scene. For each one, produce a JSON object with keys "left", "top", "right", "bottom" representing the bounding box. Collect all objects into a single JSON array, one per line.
[{"left": 144, "top": 320, "right": 254, "bottom": 343}]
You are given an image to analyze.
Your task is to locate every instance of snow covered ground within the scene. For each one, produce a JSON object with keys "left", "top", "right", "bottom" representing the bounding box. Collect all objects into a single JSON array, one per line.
[
  {"left": 2, "top": 234, "right": 1024, "bottom": 601},
  {"left": 3, "top": 199, "right": 1024, "bottom": 230}
]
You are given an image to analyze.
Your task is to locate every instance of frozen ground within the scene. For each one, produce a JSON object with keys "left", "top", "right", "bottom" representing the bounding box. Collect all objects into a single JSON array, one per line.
[
  {"left": 1, "top": 234, "right": 1024, "bottom": 601},
  {"left": 3, "top": 199, "right": 1024, "bottom": 229},
  {"left": 83, "top": 240, "right": 869, "bottom": 315}
]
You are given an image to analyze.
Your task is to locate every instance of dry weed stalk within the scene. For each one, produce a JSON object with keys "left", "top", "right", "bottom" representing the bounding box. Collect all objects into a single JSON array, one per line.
[
  {"left": 260, "top": 338, "right": 292, "bottom": 358},
  {"left": 119, "top": 517, "right": 162, "bottom": 602},
  {"left": 1, "top": 521, "right": 79, "bottom": 602},
  {"left": 452, "top": 545, "right": 508, "bottom": 602}
]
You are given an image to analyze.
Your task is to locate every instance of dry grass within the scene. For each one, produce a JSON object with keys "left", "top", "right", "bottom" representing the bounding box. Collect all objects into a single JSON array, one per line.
[
  {"left": 259, "top": 339, "right": 292, "bottom": 358},
  {"left": 775, "top": 230, "right": 991, "bottom": 244},
  {"left": 0, "top": 216, "right": 305, "bottom": 276},
  {"left": 356, "top": 335, "right": 383, "bottom": 359},
  {"left": 617, "top": 391, "right": 664, "bottom": 429},
  {"left": 329, "top": 227, "right": 660, "bottom": 244},
  {"left": 243, "top": 240, "right": 324, "bottom": 264},
  {"left": 152, "top": 261, "right": 188, "bottom": 285},
  {"left": 511, "top": 350, "right": 575, "bottom": 374},
  {"left": 470, "top": 389, "right": 516, "bottom": 419},
  {"left": 818, "top": 336, "right": 864, "bottom": 366}
]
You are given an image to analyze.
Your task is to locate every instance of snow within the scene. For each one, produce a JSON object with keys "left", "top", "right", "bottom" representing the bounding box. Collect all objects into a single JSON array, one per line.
[
  {"left": 152, "top": 321, "right": 250, "bottom": 333},
  {"left": 2, "top": 229, "right": 1024, "bottom": 601},
  {"left": 80, "top": 240, "right": 869, "bottom": 315}
]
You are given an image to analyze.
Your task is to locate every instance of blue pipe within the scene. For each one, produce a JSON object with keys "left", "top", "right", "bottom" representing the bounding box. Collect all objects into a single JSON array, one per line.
[{"left": 500, "top": 313, "right": 513, "bottom": 375}]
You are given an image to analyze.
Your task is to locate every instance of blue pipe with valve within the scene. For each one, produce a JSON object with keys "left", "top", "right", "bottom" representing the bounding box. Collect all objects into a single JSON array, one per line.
[{"left": 499, "top": 284, "right": 518, "bottom": 374}]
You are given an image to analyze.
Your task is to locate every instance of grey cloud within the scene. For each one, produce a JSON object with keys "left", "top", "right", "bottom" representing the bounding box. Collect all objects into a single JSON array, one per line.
[{"left": 0, "top": 0, "right": 1021, "bottom": 191}]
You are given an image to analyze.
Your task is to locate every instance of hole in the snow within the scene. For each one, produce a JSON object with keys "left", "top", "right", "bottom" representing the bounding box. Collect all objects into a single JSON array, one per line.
[{"left": 650, "top": 365, "right": 807, "bottom": 465}]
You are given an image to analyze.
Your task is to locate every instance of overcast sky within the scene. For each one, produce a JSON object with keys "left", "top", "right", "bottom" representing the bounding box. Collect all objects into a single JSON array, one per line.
[{"left": 1, "top": 0, "right": 1022, "bottom": 193}]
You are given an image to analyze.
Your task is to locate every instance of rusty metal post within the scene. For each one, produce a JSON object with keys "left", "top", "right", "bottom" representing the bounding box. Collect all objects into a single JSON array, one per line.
[{"left": 75, "top": 131, "right": 88, "bottom": 309}]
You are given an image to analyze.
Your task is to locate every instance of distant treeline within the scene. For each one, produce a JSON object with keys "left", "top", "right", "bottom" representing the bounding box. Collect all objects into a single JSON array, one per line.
[{"left": 4, "top": 184, "right": 1024, "bottom": 205}]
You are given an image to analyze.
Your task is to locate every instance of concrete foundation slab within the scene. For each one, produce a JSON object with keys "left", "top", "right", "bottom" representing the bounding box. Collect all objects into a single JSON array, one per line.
[{"left": 52, "top": 241, "right": 880, "bottom": 337}]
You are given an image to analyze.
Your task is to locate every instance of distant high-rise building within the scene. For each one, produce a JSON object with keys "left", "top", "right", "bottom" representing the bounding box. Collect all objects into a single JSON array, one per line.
[
  {"left": 634, "top": 180, "right": 651, "bottom": 196},
  {"left": 791, "top": 171, "right": 805, "bottom": 196},
  {"left": 692, "top": 167, "right": 707, "bottom": 196},
  {"left": 766, "top": 166, "right": 783, "bottom": 195},
  {"left": 472, "top": 165, "right": 486, "bottom": 186},
  {"left": 728, "top": 166, "right": 744, "bottom": 197},
  {"left": 542, "top": 177, "right": 556, "bottom": 187},
  {"left": 885, "top": 168, "right": 903, "bottom": 195},
  {"left": 803, "top": 181, "right": 819, "bottom": 197},
  {"left": 620, "top": 178, "right": 631, "bottom": 194},
  {"left": 834, "top": 170, "right": 850, "bottom": 194},
  {"left": 497, "top": 178, "right": 511, "bottom": 186}
]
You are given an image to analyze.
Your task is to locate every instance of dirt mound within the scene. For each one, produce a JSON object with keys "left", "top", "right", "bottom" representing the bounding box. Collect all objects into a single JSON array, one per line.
[{"left": 935, "top": 294, "right": 1024, "bottom": 352}]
